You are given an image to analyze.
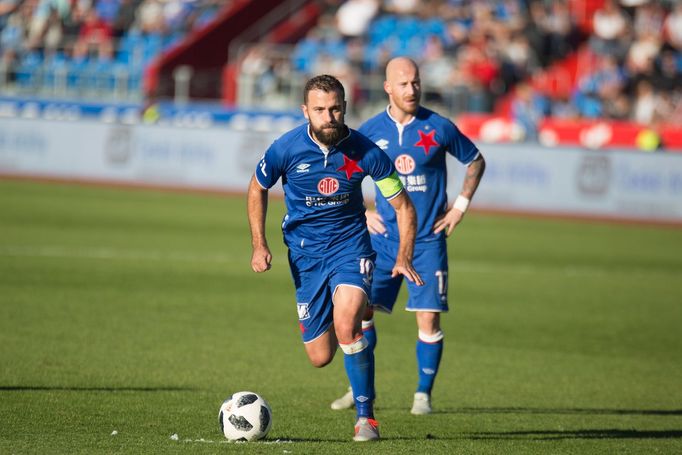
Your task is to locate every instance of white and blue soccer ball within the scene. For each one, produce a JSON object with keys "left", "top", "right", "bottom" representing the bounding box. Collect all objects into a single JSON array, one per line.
[{"left": 219, "top": 391, "right": 272, "bottom": 441}]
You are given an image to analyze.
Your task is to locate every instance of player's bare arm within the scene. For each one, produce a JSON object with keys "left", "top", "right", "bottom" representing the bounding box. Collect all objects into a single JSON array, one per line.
[
  {"left": 247, "top": 175, "right": 272, "bottom": 272},
  {"left": 365, "top": 209, "right": 386, "bottom": 234},
  {"left": 388, "top": 191, "right": 424, "bottom": 286},
  {"left": 434, "top": 154, "right": 486, "bottom": 236}
]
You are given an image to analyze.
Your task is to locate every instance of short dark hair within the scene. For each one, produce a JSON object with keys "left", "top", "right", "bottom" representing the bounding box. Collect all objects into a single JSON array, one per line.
[{"left": 303, "top": 75, "right": 345, "bottom": 104}]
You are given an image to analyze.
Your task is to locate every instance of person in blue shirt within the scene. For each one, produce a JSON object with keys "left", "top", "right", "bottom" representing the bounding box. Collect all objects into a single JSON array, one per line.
[
  {"left": 331, "top": 57, "right": 486, "bottom": 415},
  {"left": 247, "top": 74, "right": 423, "bottom": 441}
]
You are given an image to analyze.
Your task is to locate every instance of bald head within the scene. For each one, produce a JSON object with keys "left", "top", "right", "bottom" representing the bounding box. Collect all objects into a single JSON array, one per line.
[
  {"left": 384, "top": 57, "right": 421, "bottom": 123},
  {"left": 385, "top": 57, "right": 419, "bottom": 82}
]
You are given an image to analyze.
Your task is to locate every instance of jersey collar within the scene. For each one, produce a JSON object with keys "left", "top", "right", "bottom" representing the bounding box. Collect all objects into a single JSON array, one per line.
[{"left": 385, "top": 104, "right": 419, "bottom": 128}]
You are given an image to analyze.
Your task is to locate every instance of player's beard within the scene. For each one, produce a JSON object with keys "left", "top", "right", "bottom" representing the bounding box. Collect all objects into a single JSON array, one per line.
[
  {"left": 397, "top": 96, "right": 420, "bottom": 115},
  {"left": 311, "top": 123, "right": 346, "bottom": 147}
]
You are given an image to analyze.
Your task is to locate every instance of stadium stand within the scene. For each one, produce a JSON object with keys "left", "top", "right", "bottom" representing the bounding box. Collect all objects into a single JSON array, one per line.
[{"left": 1, "top": 0, "right": 680, "bottom": 149}]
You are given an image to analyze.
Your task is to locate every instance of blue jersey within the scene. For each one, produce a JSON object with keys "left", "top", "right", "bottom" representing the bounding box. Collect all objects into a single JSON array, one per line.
[
  {"left": 359, "top": 106, "right": 479, "bottom": 244},
  {"left": 255, "top": 123, "right": 400, "bottom": 258}
]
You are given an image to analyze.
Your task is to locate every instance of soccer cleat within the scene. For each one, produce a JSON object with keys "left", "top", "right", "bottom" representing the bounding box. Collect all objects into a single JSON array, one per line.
[
  {"left": 410, "top": 392, "right": 432, "bottom": 415},
  {"left": 353, "top": 417, "right": 380, "bottom": 441},
  {"left": 330, "top": 387, "right": 355, "bottom": 410}
]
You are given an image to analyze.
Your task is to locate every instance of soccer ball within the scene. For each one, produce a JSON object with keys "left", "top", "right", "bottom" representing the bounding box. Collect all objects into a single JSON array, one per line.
[{"left": 218, "top": 391, "right": 272, "bottom": 441}]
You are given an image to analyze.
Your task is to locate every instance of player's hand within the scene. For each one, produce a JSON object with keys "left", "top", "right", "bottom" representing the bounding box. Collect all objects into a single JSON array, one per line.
[
  {"left": 251, "top": 246, "right": 272, "bottom": 272},
  {"left": 391, "top": 261, "right": 424, "bottom": 286},
  {"left": 365, "top": 210, "right": 386, "bottom": 235},
  {"left": 433, "top": 206, "right": 465, "bottom": 237}
]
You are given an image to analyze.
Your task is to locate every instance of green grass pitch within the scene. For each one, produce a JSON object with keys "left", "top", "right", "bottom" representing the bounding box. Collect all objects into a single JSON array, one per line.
[{"left": 1, "top": 179, "right": 681, "bottom": 454}]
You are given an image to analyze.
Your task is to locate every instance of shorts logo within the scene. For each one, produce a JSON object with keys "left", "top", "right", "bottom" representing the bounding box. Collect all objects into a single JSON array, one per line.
[
  {"left": 297, "top": 303, "right": 310, "bottom": 320},
  {"left": 317, "top": 177, "right": 339, "bottom": 195},
  {"left": 395, "top": 154, "right": 416, "bottom": 174}
]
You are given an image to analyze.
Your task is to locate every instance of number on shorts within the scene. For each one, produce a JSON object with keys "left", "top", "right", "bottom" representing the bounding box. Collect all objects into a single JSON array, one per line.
[
  {"left": 435, "top": 270, "right": 448, "bottom": 295},
  {"left": 360, "top": 258, "right": 374, "bottom": 281}
]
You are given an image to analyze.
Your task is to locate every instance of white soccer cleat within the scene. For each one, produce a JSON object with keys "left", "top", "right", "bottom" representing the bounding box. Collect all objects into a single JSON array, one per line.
[
  {"left": 330, "top": 387, "right": 355, "bottom": 410},
  {"left": 353, "top": 417, "right": 380, "bottom": 442},
  {"left": 410, "top": 392, "right": 432, "bottom": 415}
]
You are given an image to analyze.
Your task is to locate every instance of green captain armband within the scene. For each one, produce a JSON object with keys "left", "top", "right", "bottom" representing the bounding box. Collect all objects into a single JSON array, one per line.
[{"left": 376, "top": 172, "right": 404, "bottom": 199}]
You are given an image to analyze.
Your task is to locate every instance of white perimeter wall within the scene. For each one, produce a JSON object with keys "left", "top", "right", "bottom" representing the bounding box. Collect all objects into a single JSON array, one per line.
[{"left": 2, "top": 118, "right": 682, "bottom": 224}]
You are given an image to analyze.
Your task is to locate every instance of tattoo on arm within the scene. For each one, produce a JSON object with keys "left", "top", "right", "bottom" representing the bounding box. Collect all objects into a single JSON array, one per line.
[{"left": 461, "top": 156, "right": 486, "bottom": 199}]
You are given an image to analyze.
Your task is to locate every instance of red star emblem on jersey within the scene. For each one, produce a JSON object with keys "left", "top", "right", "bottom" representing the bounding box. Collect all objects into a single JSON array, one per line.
[
  {"left": 337, "top": 155, "right": 364, "bottom": 180},
  {"left": 415, "top": 130, "right": 438, "bottom": 156}
]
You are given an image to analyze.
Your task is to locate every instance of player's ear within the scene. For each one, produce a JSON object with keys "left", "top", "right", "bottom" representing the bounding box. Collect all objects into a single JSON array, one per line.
[
  {"left": 301, "top": 104, "right": 309, "bottom": 120},
  {"left": 383, "top": 80, "right": 391, "bottom": 95}
]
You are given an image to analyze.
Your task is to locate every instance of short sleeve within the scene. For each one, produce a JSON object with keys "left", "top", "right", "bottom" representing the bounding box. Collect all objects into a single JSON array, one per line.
[
  {"left": 365, "top": 144, "right": 395, "bottom": 182},
  {"left": 445, "top": 120, "right": 480, "bottom": 165},
  {"left": 254, "top": 141, "right": 283, "bottom": 189}
]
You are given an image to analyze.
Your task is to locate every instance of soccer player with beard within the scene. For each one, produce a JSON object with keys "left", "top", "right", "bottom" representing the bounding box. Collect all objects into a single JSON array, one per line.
[
  {"left": 330, "top": 57, "right": 486, "bottom": 415},
  {"left": 247, "top": 74, "right": 423, "bottom": 441}
]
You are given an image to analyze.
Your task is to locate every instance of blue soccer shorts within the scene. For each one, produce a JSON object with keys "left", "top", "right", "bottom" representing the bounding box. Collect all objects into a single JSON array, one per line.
[
  {"left": 287, "top": 250, "right": 376, "bottom": 343},
  {"left": 370, "top": 235, "right": 449, "bottom": 313}
]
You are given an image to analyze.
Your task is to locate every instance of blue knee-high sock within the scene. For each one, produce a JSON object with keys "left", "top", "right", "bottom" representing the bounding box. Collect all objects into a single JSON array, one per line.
[
  {"left": 362, "top": 319, "right": 377, "bottom": 352},
  {"left": 416, "top": 331, "right": 444, "bottom": 395},
  {"left": 341, "top": 337, "right": 375, "bottom": 419}
]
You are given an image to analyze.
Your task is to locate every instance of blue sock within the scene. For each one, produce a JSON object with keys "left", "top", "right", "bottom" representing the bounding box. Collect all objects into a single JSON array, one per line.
[
  {"left": 416, "top": 332, "right": 444, "bottom": 395},
  {"left": 341, "top": 337, "right": 375, "bottom": 419},
  {"left": 362, "top": 319, "right": 377, "bottom": 351}
]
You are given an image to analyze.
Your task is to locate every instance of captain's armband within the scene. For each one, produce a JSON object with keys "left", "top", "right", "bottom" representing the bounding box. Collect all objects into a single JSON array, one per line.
[{"left": 375, "top": 172, "right": 403, "bottom": 199}]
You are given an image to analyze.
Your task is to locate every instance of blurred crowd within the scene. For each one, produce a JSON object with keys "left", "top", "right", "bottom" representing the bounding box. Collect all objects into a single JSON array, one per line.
[
  {"left": 2, "top": 0, "right": 681, "bottom": 132},
  {"left": 0, "top": 0, "right": 226, "bottom": 86},
  {"left": 240, "top": 0, "right": 682, "bottom": 133},
  {"left": 242, "top": 0, "right": 573, "bottom": 114}
]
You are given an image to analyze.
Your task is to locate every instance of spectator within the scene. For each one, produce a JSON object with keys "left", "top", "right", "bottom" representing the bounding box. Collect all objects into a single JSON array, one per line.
[
  {"left": 525, "top": 1, "right": 550, "bottom": 66},
  {"left": 663, "top": 2, "right": 682, "bottom": 51},
  {"left": 95, "top": 0, "right": 120, "bottom": 25},
  {"left": 335, "top": 0, "right": 379, "bottom": 39},
  {"left": 602, "top": 92, "right": 631, "bottom": 120},
  {"left": 633, "top": 0, "right": 665, "bottom": 41},
  {"left": 543, "top": 0, "right": 580, "bottom": 63},
  {"left": 0, "top": 11, "right": 24, "bottom": 69},
  {"left": 626, "top": 33, "right": 660, "bottom": 76},
  {"left": 632, "top": 78, "right": 663, "bottom": 125},
  {"left": 383, "top": 0, "right": 418, "bottom": 15},
  {"left": 136, "top": 0, "right": 165, "bottom": 35},
  {"left": 72, "top": 8, "right": 113, "bottom": 60},
  {"left": 112, "top": 0, "right": 139, "bottom": 38},
  {"left": 0, "top": 0, "right": 18, "bottom": 30},
  {"left": 550, "top": 92, "right": 580, "bottom": 119},
  {"left": 498, "top": 31, "right": 540, "bottom": 89},
  {"left": 240, "top": 44, "right": 277, "bottom": 101},
  {"left": 590, "top": 0, "right": 630, "bottom": 60},
  {"left": 61, "top": 0, "right": 86, "bottom": 55},
  {"left": 652, "top": 49, "right": 682, "bottom": 92},
  {"left": 511, "top": 81, "right": 549, "bottom": 140},
  {"left": 574, "top": 54, "right": 627, "bottom": 118},
  {"left": 26, "top": 0, "right": 70, "bottom": 52}
]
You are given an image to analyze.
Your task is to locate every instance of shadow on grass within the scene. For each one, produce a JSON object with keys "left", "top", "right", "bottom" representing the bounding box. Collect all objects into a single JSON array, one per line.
[
  {"left": 463, "top": 429, "right": 682, "bottom": 440},
  {"left": 0, "top": 386, "right": 196, "bottom": 392},
  {"left": 431, "top": 407, "right": 682, "bottom": 416},
  {"left": 257, "top": 429, "right": 682, "bottom": 443}
]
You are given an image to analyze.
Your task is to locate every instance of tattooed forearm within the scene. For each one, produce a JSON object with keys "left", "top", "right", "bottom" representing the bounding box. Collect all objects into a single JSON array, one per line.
[{"left": 461, "top": 155, "right": 486, "bottom": 199}]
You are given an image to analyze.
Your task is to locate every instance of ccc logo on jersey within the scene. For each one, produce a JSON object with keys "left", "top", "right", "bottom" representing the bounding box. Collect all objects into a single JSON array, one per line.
[
  {"left": 395, "top": 154, "right": 416, "bottom": 174},
  {"left": 317, "top": 177, "right": 339, "bottom": 195}
]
